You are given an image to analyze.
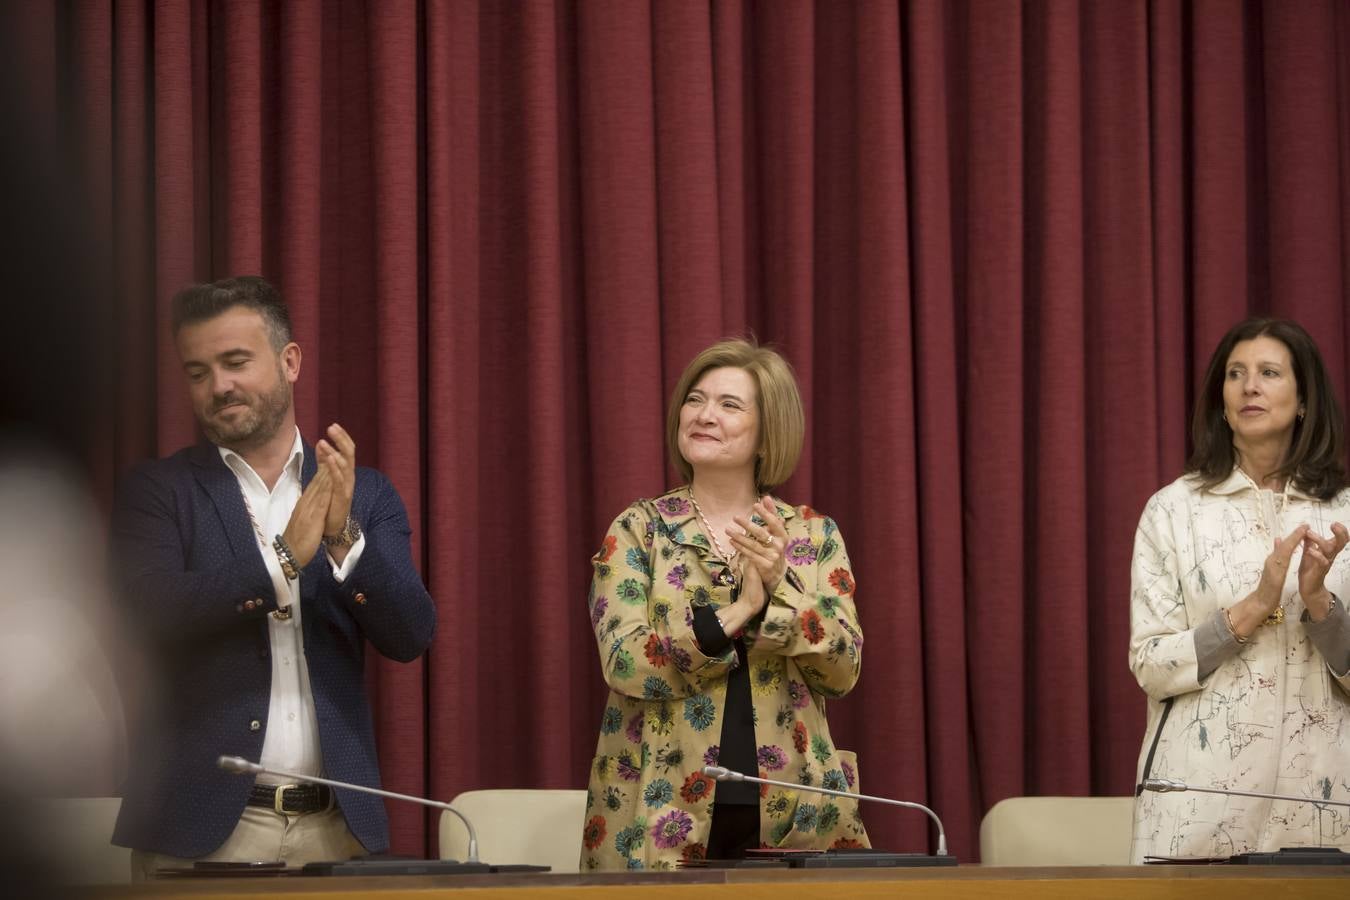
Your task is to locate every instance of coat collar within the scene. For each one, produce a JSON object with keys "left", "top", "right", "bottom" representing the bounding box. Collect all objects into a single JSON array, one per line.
[
  {"left": 652, "top": 485, "right": 797, "bottom": 537},
  {"left": 187, "top": 441, "right": 253, "bottom": 559},
  {"left": 1203, "top": 466, "right": 1317, "bottom": 502}
]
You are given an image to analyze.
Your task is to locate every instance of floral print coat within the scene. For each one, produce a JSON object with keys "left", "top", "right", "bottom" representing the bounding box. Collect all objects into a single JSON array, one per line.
[
  {"left": 580, "top": 487, "right": 868, "bottom": 870},
  {"left": 1129, "top": 471, "right": 1350, "bottom": 861}
]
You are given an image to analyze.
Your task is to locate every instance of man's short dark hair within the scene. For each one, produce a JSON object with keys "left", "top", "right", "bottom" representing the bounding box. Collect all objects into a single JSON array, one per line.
[{"left": 171, "top": 276, "right": 293, "bottom": 352}]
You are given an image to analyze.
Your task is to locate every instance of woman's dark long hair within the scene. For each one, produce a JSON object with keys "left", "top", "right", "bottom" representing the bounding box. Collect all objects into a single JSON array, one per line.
[{"left": 1187, "top": 318, "right": 1347, "bottom": 499}]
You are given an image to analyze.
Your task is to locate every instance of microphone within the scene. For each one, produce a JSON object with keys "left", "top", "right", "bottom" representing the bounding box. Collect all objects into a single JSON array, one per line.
[
  {"left": 217, "top": 755, "right": 263, "bottom": 775},
  {"left": 702, "top": 765, "right": 950, "bottom": 858},
  {"left": 217, "top": 756, "right": 480, "bottom": 863},
  {"left": 1141, "top": 777, "right": 1350, "bottom": 809}
]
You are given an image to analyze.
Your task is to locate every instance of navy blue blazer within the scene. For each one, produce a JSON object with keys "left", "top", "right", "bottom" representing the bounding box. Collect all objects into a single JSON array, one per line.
[{"left": 110, "top": 440, "right": 436, "bottom": 858}]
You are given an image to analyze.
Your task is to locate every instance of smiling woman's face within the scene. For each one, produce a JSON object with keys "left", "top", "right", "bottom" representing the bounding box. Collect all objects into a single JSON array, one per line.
[
  {"left": 677, "top": 366, "right": 760, "bottom": 477},
  {"left": 1223, "top": 335, "right": 1301, "bottom": 454}
]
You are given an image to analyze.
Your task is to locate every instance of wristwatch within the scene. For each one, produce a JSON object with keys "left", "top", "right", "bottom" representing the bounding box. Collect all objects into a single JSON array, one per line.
[{"left": 323, "top": 515, "right": 363, "bottom": 550}]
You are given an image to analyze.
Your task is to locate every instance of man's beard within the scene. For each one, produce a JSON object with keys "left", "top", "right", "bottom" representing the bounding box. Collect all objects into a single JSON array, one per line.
[{"left": 200, "top": 374, "right": 291, "bottom": 451}]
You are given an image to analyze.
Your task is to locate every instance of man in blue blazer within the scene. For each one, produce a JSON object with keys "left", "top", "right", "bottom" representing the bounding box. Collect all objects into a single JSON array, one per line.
[{"left": 111, "top": 276, "right": 436, "bottom": 874}]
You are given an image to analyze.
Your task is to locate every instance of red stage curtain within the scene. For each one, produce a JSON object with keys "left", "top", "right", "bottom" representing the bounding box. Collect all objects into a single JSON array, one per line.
[{"left": 28, "top": 0, "right": 1350, "bottom": 860}]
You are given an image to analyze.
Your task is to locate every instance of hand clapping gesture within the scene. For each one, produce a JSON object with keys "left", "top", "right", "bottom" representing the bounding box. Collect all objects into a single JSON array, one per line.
[
  {"left": 728, "top": 496, "right": 789, "bottom": 592},
  {"left": 1298, "top": 522, "right": 1349, "bottom": 621},
  {"left": 1231, "top": 522, "right": 1343, "bottom": 638},
  {"left": 281, "top": 423, "right": 359, "bottom": 569},
  {"left": 1252, "top": 525, "right": 1308, "bottom": 619},
  {"left": 316, "top": 423, "right": 358, "bottom": 563},
  {"left": 282, "top": 465, "right": 333, "bottom": 569}
]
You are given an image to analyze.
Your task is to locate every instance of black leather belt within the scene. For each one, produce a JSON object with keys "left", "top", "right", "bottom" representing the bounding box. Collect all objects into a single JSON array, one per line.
[{"left": 247, "top": 783, "right": 332, "bottom": 815}]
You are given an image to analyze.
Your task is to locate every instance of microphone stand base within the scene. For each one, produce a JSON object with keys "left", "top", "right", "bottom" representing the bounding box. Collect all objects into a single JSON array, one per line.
[
  {"left": 1228, "top": 847, "right": 1350, "bottom": 866},
  {"left": 737, "top": 849, "right": 958, "bottom": 868},
  {"left": 302, "top": 860, "right": 551, "bottom": 876}
]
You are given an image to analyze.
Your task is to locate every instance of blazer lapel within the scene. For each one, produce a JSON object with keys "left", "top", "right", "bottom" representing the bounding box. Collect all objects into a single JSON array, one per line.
[
  {"left": 188, "top": 442, "right": 256, "bottom": 558},
  {"left": 299, "top": 441, "right": 318, "bottom": 487},
  {"left": 298, "top": 442, "right": 323, "bottom": 641},
  {"left": 300, "top": 443, "right": 324, "bottom": 585}
]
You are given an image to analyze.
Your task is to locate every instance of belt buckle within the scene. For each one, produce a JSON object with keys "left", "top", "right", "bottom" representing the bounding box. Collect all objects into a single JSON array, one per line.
[{"left": 273, "top": 783, "right": 302, "bottom": 815}]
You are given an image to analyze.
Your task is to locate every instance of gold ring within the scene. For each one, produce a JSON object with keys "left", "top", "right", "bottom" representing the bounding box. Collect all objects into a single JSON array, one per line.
[{"left": 760, "top": 534, "right": 772, "bottom": 547}]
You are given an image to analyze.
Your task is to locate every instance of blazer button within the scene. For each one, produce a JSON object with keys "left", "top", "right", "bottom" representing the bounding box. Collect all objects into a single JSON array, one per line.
[
  {"left": 236, "top": 603, "right": 245, "bottom": 613},
  {"left": 353, "top": 592, "right": 367, "bottom": 605},
  {"left": 244, "top": 599, "right": 256, "bottom": 611},
  {"left": 249, "top": 720, "right": 261, "bottom": 732}
]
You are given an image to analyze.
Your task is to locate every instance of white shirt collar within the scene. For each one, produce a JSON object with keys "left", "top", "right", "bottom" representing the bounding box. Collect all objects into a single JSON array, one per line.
[{"left": 217, "top": 428, "right": 304, "bottom": 490}]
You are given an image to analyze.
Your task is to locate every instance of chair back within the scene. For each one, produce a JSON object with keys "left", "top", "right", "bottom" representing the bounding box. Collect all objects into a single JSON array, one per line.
[
  {"left": 979, "top": 796, "right": 1134, "bottom": 866},
  {"left": 438, "top": 788, "right": 588, "bottom": 874}
]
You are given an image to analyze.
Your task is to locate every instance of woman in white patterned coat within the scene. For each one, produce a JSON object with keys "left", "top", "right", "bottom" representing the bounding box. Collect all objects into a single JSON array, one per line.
[{"left": 1130, "top": 318, "right": 1350, "bottom": 862}]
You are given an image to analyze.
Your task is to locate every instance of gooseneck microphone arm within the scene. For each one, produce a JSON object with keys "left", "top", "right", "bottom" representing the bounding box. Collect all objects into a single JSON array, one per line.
[
  {"left": 1141, "top": 778, "right": 1350, "bottom": 809},
  {"left": 217, "top": 755, "right": 479, "bottom": 863},
  {"left": 702, "top": 765, "right": 948, "bottom": 856}
]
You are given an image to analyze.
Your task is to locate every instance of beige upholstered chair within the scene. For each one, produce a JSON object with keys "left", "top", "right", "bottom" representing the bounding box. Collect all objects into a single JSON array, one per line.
[
  {"left": 30, "top": 796, "right": 131, "bottom": 884},
  {"left": 979, "top": 796, "right": 1134, "bottom": 866},
  {"left": 438, "top": 789, "right": 588, "bottom": 874}
]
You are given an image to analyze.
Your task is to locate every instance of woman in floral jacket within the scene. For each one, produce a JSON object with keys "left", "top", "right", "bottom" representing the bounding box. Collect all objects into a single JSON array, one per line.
[{"left": 580, "top": 339, "right": 867, "bottom": 870}]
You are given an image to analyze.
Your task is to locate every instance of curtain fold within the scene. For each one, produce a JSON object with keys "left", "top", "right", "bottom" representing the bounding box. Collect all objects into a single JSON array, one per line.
[{"left": 39, "top": 0, "right": 1350, "bottom": 860}]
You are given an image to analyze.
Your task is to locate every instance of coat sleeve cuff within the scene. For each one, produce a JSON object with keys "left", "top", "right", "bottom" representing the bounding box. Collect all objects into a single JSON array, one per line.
[{"left": 1194, "top": 608, "right": 1241, "bottom": 684}]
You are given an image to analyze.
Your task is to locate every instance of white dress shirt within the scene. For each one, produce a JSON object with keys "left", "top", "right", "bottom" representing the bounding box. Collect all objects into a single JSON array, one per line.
[{"left": 219, "top": 428, "right": 365, "bottom": 784}]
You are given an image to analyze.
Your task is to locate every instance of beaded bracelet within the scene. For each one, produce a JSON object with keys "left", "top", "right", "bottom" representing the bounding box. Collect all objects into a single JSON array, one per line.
[{"left": 272, "top": 535, "right": 301, "bottom": 581}]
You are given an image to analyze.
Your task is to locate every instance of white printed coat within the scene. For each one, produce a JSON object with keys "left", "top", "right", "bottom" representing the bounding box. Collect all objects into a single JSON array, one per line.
[{"left": 1129, "top": 470, "right": 1350, "bottom": 861}]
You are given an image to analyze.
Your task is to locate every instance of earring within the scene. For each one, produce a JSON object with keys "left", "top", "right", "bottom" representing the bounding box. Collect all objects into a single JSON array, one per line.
[{"left": 1298, "top": 410, "right": 1305, "bottom": 421}]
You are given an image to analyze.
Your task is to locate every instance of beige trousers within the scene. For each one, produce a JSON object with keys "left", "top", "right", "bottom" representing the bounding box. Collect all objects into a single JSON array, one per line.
[{"left": 131, "top": 805, "right": 366, "bottom": 881}]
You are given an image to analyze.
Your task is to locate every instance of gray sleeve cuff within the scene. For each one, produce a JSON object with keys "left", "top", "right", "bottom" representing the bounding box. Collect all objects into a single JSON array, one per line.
[
  {"left": 1302, "top": 595, "right": 1350, "bottom": 678},
  {"left": 1195, "top": 608, "right": 1242, "bottom": 684}
]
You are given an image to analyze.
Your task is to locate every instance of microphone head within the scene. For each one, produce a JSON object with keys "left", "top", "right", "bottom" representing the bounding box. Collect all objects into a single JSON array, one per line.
[
  {"left": 217, "top": 755, "right": 262, "bottom": 775},
  {"left": 1141, "top": 778, "right": 1185, "bottom": 793}
]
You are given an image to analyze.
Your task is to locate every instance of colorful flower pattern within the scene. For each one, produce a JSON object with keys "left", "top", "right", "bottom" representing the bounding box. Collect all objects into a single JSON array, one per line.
[
  {"left": 679, "top": 771, "right": 715, "bottom": 804},
  {"left": 582, "top": 815, "right": 607, "bottom": 849},
  {"left": 827, "top": 567, "right": 855, "bottom": 597},
  {"left": 582, "top": 487, "right": 867, "bottom": 869},
  {"left": 800, "top": 609, "right": 826, "bottom": 644},
  {"left": 651, "top": 809, "right": 695, "bottom": 849},
  {"left": 785, "top": 537, "right": 817, "bottom": 566}
]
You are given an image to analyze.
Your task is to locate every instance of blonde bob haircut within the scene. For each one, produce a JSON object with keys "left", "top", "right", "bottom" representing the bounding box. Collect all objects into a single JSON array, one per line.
[{"left": 665, "top": 338, "right": 805, "bottom": 493}]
